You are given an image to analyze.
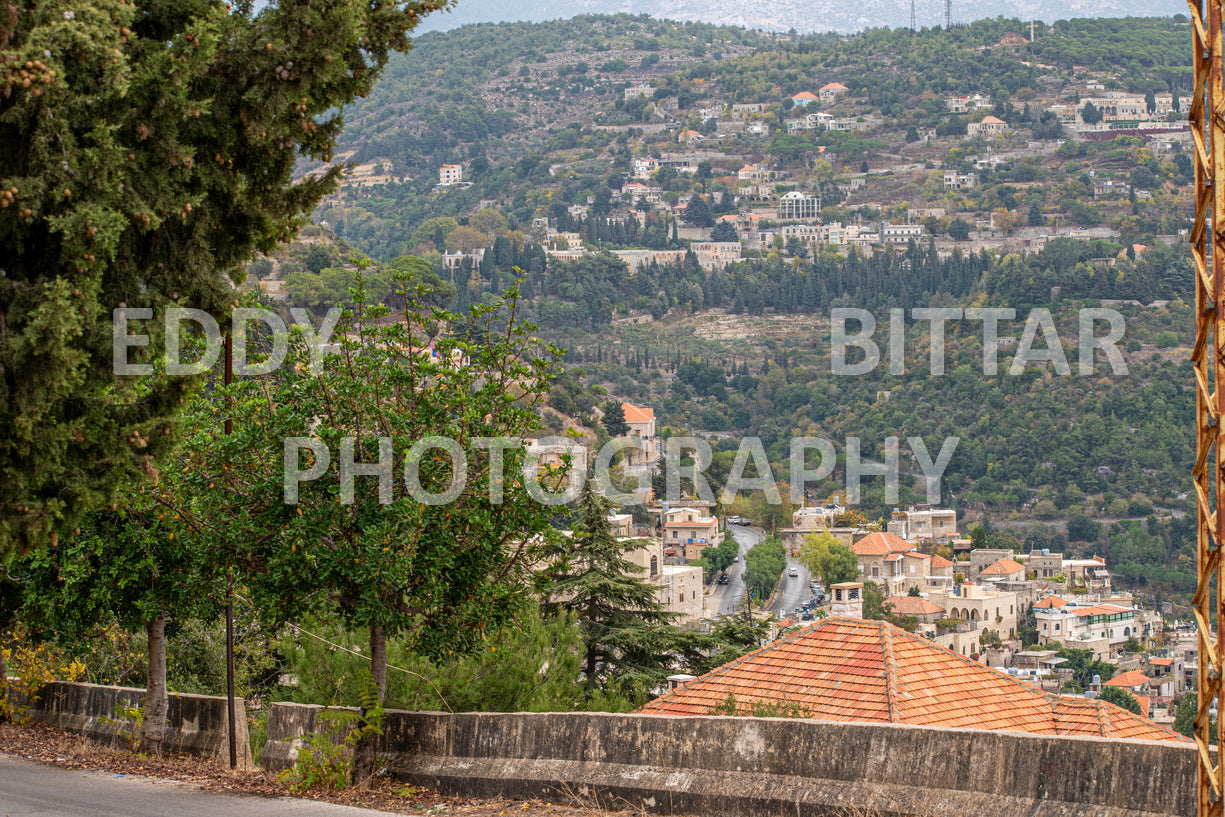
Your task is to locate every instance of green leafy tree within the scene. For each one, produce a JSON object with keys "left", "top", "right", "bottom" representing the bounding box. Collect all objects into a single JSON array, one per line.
[
  {"left": 700, "top": 530, "right": 740, "bottom": 578},
  {"left": 168, "top": 284, "right": 563, "bottom": 784},
  {"left": 861, "top": 580, "right": 893, "bottom": 621},
  {"left": 948, "top": 219, "right": 972, "bottom": 241},
  {"left": 743, "top": 535, "right": 787, "bottom": 601},
  {"left": 0, "top": 0, "right": 448, "bottom": 561},
  {"left": 15, "top": 504, "right": 218, "bottom": 754},
  {"left": 1056, "top": 646, "right": 1115, "bottom": 691},
  {"left": 1081, "top": 101, "right": 1103, "bottom": 124},
  {"left": 1097, "top": 684, "right": 1142, "bottom": 715},
  {"left": 797, "top": 531, "right": 859, "bottom": 590},
  {"left": 542, "top": 481, "right": 680, "bottom": 700},
  {"left": 1174, "top": 692, "right": 1211, "bottom": 739}
]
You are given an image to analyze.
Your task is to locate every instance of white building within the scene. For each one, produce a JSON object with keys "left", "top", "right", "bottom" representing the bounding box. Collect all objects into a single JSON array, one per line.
[
  {"left": 887, "top": 507, "right": 957, "bottom": 541},
  {"left": 777, "top": 191, "right": 822, "bottom": 220},
  {"left": 1034, "top": 597, "right": 1137, "bottom": 660},
  {"left": 439, "top": 163, "right": 463, "bottom": 186},
  {"left": 880, "top": 223, "right": 925, "bottom": 245}
]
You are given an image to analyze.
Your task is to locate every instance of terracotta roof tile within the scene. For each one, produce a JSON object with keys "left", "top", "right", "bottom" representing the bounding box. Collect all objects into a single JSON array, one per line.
[
  {"left": 852, "top": 532, "right": 913, "bottom": 556},
  {"left": 622, "top": 403, "right": 654, "bottom": 423},
  {"left": 929, "top": 555, "right": 954, "bottom": 568},
  {"left": 981, "top": 557, "right": 1025, "bottom": 576},
  {"left": 1105, "top": 670, "right": 1152, "bottom": 688},
  {"left": 637, "top": 618, "right": 1186, "bottom": 743},
  {"left": 884, "top": 596, "right": 944, "bottom": 616},
  {"left": 1149, "top": 658, "right": 1174, "bottom": 667},
  {"left": 1034, "top": 596, "right": 1068, "bottom": 609}
]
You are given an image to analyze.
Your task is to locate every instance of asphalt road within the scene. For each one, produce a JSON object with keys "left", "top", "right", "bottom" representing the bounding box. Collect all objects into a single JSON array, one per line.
[
  {"left": 704, "top": 524, "right": 824, "bottom": 620},
  {"left": 0, "top": 756, "right": 386, "bottom": 817}
]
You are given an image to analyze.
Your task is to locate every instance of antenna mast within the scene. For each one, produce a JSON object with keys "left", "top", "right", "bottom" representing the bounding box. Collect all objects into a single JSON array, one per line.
[{"left": 944, "top": 0, "right": 951, "bottom": 30}]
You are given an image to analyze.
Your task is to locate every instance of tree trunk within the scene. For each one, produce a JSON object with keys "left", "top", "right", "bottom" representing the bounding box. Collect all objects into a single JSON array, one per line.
[
  {"left": 351, "top": 623, "right": 387, "bottom": 787},
  {"left": 140, "top": 613, "right": 168, "bottom": 756}
]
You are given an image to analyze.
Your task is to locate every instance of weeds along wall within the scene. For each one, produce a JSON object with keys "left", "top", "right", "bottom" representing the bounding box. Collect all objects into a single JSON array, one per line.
[{"left": 264, "top": 703, "right": 1194, "bottom": 817}]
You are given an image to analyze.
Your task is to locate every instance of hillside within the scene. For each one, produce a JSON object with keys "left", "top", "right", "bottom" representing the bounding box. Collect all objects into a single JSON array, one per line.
[
  {"left": 417, "top": 0, "right": 1188, "bottom": 35},
  {"left": 261, "top": 14, "right": 1201, "bottom": 597}
]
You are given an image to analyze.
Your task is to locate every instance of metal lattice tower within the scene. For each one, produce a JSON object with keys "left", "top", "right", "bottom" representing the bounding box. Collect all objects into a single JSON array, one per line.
[
  {"left": 911, "top": 0, "right": 916, "bottom": 32},
  {"left": 1189, "top": 0, "right": 1225, "bottom": 814},
  {"left": 944, "top": 0, "right": 951, "bottom": 30}
]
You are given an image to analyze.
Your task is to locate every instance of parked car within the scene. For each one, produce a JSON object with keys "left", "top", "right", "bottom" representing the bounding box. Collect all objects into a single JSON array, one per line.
[
  {"left": 788, "top": 567, "right": 799, "bottom": 577},
  {"left": 718, "top": 573, "right": 731, "bottom": 585}
]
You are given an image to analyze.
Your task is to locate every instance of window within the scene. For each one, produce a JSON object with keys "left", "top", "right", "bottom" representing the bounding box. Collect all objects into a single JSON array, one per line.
[{"left": 1055, "top": 623, "right": 1060, "bottom": 631}]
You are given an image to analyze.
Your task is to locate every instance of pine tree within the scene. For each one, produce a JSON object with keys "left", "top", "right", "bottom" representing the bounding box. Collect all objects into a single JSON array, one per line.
[
  {"left": 542, "top": 482, "right": 678, "bottom": 697},
  {"left": 0, "top": 0, "right": 448, "bottom": 560}
]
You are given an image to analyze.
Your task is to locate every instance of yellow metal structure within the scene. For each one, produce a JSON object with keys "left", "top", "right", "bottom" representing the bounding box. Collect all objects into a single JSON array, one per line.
[{"left": 1191, "top": 0, "right": 1225, "bottom": 814}]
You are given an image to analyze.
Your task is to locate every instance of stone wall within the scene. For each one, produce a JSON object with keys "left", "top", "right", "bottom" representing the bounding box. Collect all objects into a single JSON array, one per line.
[
  {"left": 29, "top": 681, "right": 251, "bottom": 768},
  {"left": 264, "top": 703, "right": 1194, "bottom": 816}
]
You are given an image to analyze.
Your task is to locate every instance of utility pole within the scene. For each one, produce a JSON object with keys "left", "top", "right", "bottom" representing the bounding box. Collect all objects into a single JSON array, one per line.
[
  {"left": 1188, "top": 0, "right": 1225, "bottom": 814},
  {"left": 223, "top": 330, "right": 237, "bottom": 771}
]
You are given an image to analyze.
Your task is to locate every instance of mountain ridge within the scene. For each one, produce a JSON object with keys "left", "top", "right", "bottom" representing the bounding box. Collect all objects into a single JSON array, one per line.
[{"left": 419, "top": 0, "right": 1188, "bottom": 34}]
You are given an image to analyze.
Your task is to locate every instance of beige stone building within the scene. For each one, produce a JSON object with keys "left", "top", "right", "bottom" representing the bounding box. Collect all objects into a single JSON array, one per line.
[
  {"left": 662, "top": 505, "right": 719, "bottom": 562},
  {"left": 621, "top": 537, "right": 706, "bottom": 624},
  {"left": 887, "top": 507, "right": 957, "bottom": 542}
]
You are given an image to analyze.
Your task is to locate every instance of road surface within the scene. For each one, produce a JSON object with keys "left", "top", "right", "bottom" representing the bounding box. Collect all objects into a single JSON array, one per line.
[
  {"left": 705, "top": 525, "right": 821, "bottom": 619},
  {"left": 0, "top": 755, "right": 386, "bottom": 817}
]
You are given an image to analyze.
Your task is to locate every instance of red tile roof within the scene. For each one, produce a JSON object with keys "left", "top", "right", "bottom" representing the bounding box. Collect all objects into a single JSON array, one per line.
[
  {"left": 792, "top": 91, "right": 818, "bottom": 100},
  {"left": 1105, "top": 670, "right": 1152, "bottom": 688},
  {"left": 821, "top": 82, "right": 848, "bottom": 91},
  {"left": 852, "top": 532, "right": 913, "bottom": 556},
  {"left": 981, "top": 557, "right": 1025, "bottom": 576},
  {"left": 622, "top": 403, "right": 654, "bottom": 423},
  {"left": 929, "top": 555, "right": 954, "bottom": 568},
  {"left": 1073, "top": 603, "right": 1131, "bottom": 617},
  {"left": 1034, "top": 596, "right": 1068, "bottom": 609},
  {"left": 637, "top": 618, "right": 1185, "bottom": 743},
  {"left": 884, "top": 596, "right": 944, "bottom": 616},
  {"left": 1149, "top": 658, "right": 1174, "bottom": 667}
]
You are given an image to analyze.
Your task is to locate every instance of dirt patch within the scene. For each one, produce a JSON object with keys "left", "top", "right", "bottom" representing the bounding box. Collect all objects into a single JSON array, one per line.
[{"left": 0, "top": 722, "right": 662, "bottom": 816}]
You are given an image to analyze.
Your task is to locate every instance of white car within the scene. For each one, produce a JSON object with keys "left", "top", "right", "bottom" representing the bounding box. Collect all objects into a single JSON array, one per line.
[{"left": 788, "top": 567, "right": 799, "bottom": 577}]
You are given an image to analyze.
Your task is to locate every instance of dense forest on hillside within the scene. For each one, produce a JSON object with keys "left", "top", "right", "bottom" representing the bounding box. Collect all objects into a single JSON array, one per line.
[{"left": 270, "top": 13, "right": 1204, "bottom": 599}]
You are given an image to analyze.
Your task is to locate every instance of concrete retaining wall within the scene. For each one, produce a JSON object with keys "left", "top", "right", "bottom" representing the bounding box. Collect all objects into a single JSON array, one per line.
[
  {"left": 263, "top": 703, "right": 1194, "bottom": 816},
  {"left": 30, "top": 681, "right": 251, "bottom": 768}
]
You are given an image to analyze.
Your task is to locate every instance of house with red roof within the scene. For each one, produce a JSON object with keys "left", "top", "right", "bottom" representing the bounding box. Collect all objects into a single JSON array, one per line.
[
  {"left": 638, "top": 617, "right": 1186, "bottom": 743},
  {"left": 850, "top": 531, "right": 914, "bottom": 581},
  {"left": 967, "top": 114, "right": 1008, "bottom": 137},
  {"left": 980, "top": 556, "right": 1026, "bottom": 582},
  {"left": 791, "top": 90, "right": 818, "bottom": 106},
  {"left": 619, "top": 403, "right": 659, "bottom": 475},
  {"left": 1035, "top": 599, "right": 1138, "bottom": 660},
  {"left": 884, "top": 595, "right": 945, "bottom": 624},
  {"left": 818, "top": 82, "right": 849, "bottom": 102}
]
